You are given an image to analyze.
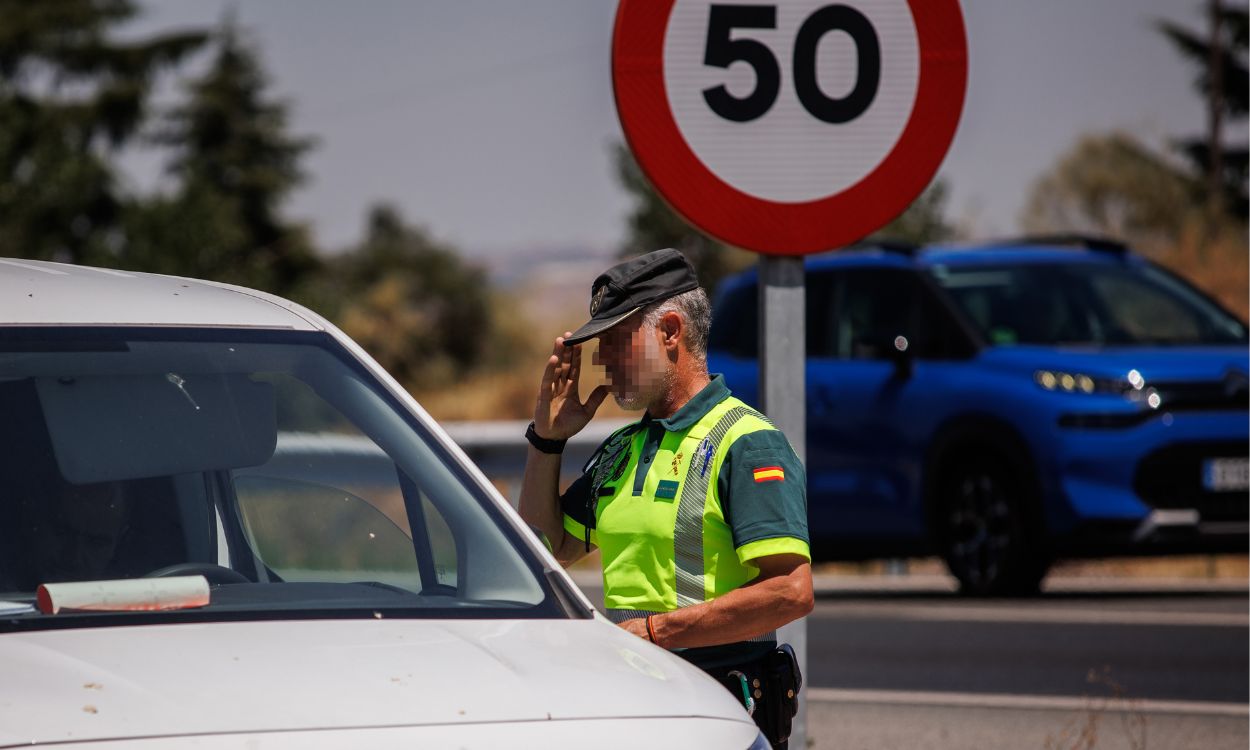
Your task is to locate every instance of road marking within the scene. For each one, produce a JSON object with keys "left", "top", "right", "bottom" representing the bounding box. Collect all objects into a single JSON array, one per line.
[
  {"left": 815, "top": 603, "right": 1248, "bottom": 628},
  {"left": 808, "top": 574, "right": 1248, "bottom": 595},
  {"left": 806, "top": 688, "right": 1250, "bottom": 717}
]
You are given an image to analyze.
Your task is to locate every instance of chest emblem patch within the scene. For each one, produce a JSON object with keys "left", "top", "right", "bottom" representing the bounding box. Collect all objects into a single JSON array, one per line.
[
  {"left": 655, "top": 479, "right": 679, "bottom": 500},
  {"left": 753, "top": 466, "right": 785, "bottom": 483}
]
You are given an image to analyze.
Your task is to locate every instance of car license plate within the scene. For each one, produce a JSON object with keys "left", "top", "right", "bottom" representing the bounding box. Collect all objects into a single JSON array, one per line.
[{"left": 1203, "top": 457, "right": 1250, "bottom": 492}]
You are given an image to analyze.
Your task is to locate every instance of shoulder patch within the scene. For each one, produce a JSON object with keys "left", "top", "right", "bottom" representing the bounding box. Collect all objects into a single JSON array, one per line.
[{"left": 752, "top": 466, "right": 785, "bottom": 483}]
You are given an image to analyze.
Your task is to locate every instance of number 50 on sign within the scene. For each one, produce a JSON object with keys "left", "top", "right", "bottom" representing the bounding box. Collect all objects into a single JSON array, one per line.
[{"left": 613, "top": 0, "right": 967, "bottom": 256}]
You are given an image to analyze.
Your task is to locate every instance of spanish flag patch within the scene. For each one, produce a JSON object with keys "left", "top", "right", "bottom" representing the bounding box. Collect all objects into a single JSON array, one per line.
[{"left": 753, "top": 466, "right": 785, "bottom": 483}]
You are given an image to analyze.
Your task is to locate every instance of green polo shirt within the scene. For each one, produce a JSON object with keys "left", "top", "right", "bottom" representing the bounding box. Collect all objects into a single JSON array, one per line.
[{"left": 560, "top": 375, "right": 808, "bottom": 669}]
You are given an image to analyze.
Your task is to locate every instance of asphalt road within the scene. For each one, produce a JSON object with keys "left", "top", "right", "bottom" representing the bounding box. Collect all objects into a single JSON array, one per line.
[
  {"left": 808, "top": 587, "right": 1249, "bottom": 704},
  {"left": 571, "top": 573, "right": 1249, "bottom": 749}
]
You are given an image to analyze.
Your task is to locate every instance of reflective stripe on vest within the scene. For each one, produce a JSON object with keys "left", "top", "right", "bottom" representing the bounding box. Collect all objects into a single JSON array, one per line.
[{"left": 673, "top": 405, "right": 752, "bottom": 608}]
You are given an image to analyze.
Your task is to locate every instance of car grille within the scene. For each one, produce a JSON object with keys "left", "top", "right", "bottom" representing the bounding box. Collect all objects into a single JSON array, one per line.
[
  {"left": 1134, "top": 441, "right": 1248, "bottom": 522},
  {"left": 1152, "top": 378, "right": 1249, "bottom": 412}
]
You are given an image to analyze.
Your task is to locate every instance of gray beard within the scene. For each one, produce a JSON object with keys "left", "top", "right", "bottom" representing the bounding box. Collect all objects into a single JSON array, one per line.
[
  {"left": 613, "top": 390, "right": 648, "bottom": 410},
  {"left": 613, "top": 362, "right": 676, "bottom": 411}
]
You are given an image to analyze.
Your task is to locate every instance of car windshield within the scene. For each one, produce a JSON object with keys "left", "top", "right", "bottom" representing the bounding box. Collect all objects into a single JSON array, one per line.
[
  {"left": 0, "top": 328, "right": 563, "bottom": 630},
  {"left": 929, "top": 261, "right": 1248, "bottom": 346}
]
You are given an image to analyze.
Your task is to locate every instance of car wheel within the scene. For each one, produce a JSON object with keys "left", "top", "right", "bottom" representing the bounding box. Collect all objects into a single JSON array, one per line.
[{"left": 938, "top": 452, "right": 1048, "bottom": 596}]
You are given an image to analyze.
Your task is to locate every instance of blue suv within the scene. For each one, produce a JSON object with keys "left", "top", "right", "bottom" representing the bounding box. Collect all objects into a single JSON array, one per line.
[{"left": 707, "top": 236, "right": 1249, "bottom": 594}]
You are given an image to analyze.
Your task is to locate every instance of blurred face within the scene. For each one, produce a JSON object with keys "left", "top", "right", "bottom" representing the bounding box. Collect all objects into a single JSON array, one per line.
[
  {"left": 593, "top": 314, "right": 672, "bottom": 410},
  {"left": 28, "top": 482, "right": 129, "bottom": 584}
]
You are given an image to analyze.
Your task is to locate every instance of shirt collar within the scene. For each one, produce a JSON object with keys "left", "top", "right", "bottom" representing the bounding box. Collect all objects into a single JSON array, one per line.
[{"left": 645, "top": 374, "right": 731, "bottom": 432}]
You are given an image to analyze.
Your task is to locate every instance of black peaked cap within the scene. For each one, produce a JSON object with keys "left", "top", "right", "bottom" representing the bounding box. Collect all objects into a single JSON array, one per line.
[{"left": 564, "top": 248, "right": 700, "bottom": 345}]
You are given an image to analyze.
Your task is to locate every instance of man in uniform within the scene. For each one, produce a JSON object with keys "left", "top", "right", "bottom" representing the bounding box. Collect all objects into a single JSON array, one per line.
[{"left": 519, "top": 248, "right": 812, "bottom": 748}]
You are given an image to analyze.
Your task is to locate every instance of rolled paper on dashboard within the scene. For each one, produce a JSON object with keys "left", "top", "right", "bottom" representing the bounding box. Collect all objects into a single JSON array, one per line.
[{"left": 36, "top": 576, "right": 211, "bottom": 615}]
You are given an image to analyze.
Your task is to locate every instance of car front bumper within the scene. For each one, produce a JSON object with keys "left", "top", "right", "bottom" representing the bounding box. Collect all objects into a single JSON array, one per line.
[{"left": 1048, "top": 408, "right": 1248, "bottom": 553}]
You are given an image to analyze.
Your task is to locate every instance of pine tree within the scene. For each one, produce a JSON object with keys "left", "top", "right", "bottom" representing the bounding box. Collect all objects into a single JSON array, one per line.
[
  {"left": 0, "top": 0, "right": 206, "bottom": 264},
  {"left": 1157, "top": 3, "right": 1248, "bottom": 218},
  {"left": 127, "top": 19, "right": 318, "bottom": 294}
]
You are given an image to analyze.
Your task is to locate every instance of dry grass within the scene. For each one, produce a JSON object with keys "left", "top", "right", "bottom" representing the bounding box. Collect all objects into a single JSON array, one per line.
[
  {"left": 1044, "top": 668, "right": 1149, "bottom": 750},
  {"left": 412, "top": 306, "right": 644, "bottom": 422},
  {"left": 414, "top": 369, "right": 538, "bottom": 421},
  {"left": 1049, "top": 554, "right": 1249, "bottom": 580},
  {"left": 1139, "top": 216, "right": 1248, "bottom": 320}
]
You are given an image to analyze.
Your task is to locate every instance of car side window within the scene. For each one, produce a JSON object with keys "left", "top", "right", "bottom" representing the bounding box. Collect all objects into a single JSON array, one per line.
[
  {"left": 805, "top": 271, "right": 837, "bottom": 358},
  {"left": 418, "top": 492, "right": 458, "bottom": 588},
  {"left": 234, "top": 476, "right": 421, "bottom": 586},
  {"left": 230, "top": 374, "right": 459, "bottom": 592},
  {"left": 827, "top": 269, "right": 918, "bottom": 360},
  {"left": 709, "top": 282, "right": 758, "bottom": 357},
  {"left": 710, "top": 272, "right": 835, "bottom": 358},
  {"left": 913, "top": 280, "right": 978, "bottom": 360},
  {"left": 1084, "top": 267, "right": 1206, "bottom": 343}
]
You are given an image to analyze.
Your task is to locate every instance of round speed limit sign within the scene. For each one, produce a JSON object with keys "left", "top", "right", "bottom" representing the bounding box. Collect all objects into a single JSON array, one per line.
[{"left": 612, "top": 0, "right": 967, "bottom": 255}]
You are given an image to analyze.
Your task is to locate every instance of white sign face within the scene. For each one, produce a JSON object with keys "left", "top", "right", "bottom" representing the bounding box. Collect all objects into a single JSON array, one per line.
[
  {"left": 613, "top": 0, "right": 966, "bottom": 254},
  {"left": 663, "top": 0, "right": 919, "bottom": 203}
]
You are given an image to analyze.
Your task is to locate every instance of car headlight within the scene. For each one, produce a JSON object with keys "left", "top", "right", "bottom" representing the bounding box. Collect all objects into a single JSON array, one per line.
[
  {"left": 746, "top": 731, "right": 773, "bottom": 750},
  {"left": 1035, "top": 368, "right": 1163, "bottom": 408},
  {"left": 1035, "top": 369, "right": 1103, "bottom": 394}
]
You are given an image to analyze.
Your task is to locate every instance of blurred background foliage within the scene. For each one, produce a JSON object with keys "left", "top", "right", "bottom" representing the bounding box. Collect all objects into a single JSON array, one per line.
[{"left": 0, "top": 1, "right": 1245, "bottom": 418}]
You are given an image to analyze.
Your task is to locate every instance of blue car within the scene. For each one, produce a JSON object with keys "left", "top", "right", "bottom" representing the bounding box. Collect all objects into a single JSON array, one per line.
[{"left": 707, "top": 236, "right": 1249, "bottom": 594}]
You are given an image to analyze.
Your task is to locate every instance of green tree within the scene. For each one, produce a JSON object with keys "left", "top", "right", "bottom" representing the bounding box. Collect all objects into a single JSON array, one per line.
[
  {"left": 123, "top": 19, "right": 317, "bottom": 295},
  {"left": 870, "top": 179, "right": 957, "bottom": 246},
  {"left": 1157, "top": 3, "right": 1248, "bottom": 218},
  {"left": 614, "top": 143, "right": 956, "bottom": 288},
  {"left": 0, "top": 0, "right": 206, "bottom": 265},
  {"left": 329, "top": 205, "right": 495, "bottom": 391}
]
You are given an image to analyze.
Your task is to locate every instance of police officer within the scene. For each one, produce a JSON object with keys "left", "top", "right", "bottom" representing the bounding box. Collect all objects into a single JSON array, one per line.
[{"left": 519, "top": 248, "right": 813, "bottom": 748}]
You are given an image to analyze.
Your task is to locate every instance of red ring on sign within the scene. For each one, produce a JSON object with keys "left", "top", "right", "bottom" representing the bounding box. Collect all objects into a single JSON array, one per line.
[{"left": 612, "top": 0, "right": 967, "bottom": 256}]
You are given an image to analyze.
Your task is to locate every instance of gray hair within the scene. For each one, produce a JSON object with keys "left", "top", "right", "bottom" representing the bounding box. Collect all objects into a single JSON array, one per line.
[{"left": 641, "top": 287, "right": 712, "bottom": 359}]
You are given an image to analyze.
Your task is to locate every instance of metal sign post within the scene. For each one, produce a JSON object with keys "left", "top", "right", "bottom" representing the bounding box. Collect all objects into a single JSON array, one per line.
[
  {"left": 758, "top": 254, "right": 807, "bottom": 748},
  {"left": 611, "top": 3, "right": 968, "bottom": 746}
]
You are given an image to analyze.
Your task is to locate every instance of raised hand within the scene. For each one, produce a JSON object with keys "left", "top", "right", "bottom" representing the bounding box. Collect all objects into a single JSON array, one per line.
[{"left": 534, "top": 332, "right": 610, "bottom": 441}]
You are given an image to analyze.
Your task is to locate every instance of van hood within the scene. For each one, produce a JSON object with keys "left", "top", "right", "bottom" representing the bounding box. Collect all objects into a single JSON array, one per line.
[
  {"left": 978, "top": 344, "right": 1250, "bottom": 383},
  {"left": 0, "top": 618, "right": 746, "bottom": 746}
]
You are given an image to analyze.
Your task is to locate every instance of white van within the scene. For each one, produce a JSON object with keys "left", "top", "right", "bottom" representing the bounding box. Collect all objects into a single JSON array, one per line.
[{"left": 0, "top": 258, "right": 766, "bottom": 749}]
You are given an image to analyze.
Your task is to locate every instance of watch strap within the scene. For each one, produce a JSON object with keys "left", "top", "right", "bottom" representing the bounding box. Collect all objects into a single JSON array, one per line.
[{"left": 525, "top": 422, "right": 567, "bottom": 454}]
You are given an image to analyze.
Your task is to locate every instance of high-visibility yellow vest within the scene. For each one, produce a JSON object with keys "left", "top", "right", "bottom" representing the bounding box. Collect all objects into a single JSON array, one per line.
[{"left": 564, "top": 390, "right": 809, "bottom": 625}]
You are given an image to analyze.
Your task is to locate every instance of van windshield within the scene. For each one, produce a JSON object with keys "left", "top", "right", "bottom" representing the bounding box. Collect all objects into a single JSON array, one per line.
[
  {"left": 0, "top": 328, "right": 561, "bottom": 629},
  {"left": 929, "top": 261, "right": 1248, "bottom": 347}
]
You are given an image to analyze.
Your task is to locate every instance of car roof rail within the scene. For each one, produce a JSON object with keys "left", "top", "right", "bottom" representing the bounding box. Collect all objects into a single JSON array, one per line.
[
  {"left": 997, "top": 233, "right": 1130, "bottom": 255},
  {"left": 848, "top": 238, "right": 920, "bottom": 256}
]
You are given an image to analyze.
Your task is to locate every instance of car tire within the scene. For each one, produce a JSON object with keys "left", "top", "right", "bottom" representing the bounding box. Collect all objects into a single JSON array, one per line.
[{"left": 937, "top": 450, "right": 1049, "bottom": 596}]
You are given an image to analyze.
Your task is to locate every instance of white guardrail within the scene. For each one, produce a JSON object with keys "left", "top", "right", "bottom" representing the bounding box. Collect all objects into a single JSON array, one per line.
[{"left": 441, "top": 419, "right": 634, "bottom": 504}]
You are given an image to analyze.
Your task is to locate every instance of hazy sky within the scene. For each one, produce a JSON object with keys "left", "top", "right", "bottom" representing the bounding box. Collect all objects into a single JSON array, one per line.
[{"left": 121, "top": 1, "right": 1224, "bottom": 267}]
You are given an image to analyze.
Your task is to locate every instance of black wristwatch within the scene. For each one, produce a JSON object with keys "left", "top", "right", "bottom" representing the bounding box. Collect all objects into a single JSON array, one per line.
[{"left": 525, "top": 422, "right": 567, "bottom": 454}]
